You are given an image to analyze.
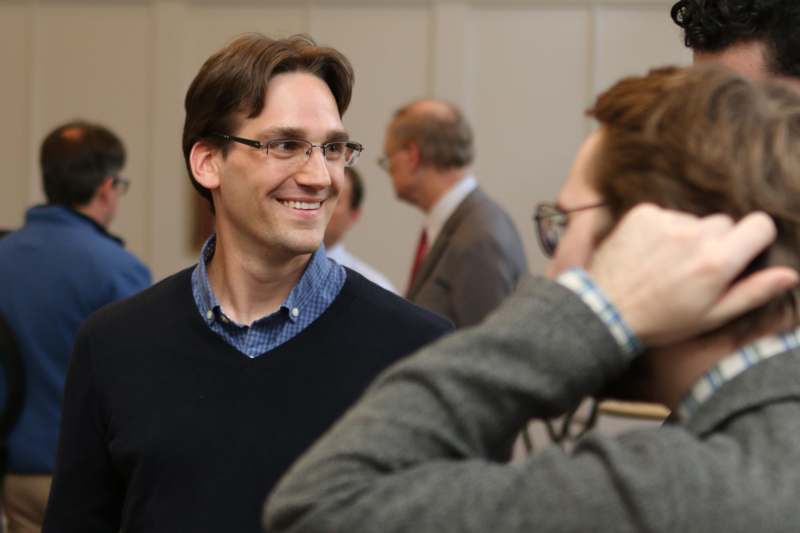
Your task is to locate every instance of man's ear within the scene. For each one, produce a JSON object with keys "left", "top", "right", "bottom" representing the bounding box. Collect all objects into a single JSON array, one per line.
[
  {"left": 190, "top": 140, "right": 222, "bottom": 191},
  {"left": 87, "top": 176, "right": 116, "bottom": 206},
  {"left": 406, "top": 142, "right": 421, "bottom": 171},
  {"left": 349, "top": 207, "right": 362, "bottom": 225},
  {"left": 94, "top": 176, "right": 116, "bottom": 203}
]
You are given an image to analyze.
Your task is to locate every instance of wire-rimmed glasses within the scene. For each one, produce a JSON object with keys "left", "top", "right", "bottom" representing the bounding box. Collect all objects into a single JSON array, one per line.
[
  {"left": 211, "top": 133, "right": 364, "bottom": 169},
  {"left": 533, "top": 202, "right": 606, "bottom": 257}
]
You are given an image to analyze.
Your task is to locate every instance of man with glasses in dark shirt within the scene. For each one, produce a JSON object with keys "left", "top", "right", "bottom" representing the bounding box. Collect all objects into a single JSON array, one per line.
[
  {"left": 43, "top": 34, "right": 451, "bottom": 533},
  {"left": 0, "top": 120, "right": 150, "bottom": 533}
]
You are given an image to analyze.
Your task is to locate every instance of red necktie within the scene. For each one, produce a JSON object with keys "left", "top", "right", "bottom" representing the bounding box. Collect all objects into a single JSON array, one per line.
[{"left": 407, "top": 229, "right": 428, "bottom": 293}]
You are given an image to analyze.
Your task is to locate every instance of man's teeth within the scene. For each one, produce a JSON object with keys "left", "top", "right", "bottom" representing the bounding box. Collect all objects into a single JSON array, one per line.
[{"left": 281, "top": 200, "right": 321, "bottom": 210}]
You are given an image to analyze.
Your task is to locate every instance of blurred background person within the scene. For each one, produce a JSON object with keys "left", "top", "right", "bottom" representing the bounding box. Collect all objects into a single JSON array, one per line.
[
  {"left": 0, "top": 120, "right": 151, "bottom": 533},
  {"left": 324, "top": 167, "right": 396, "bottom": 293},
  {"left": 380, "top": 99, "right": 527, "bottom": 327},
  {"left": 671, "top": 0, "right": 800, "bottom": 79}
]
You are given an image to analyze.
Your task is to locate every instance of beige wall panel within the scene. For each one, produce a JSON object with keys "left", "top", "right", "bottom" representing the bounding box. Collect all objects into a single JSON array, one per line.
[
  {"left": 472, "top": 6, "right": 591, "bottom": 276},
  {"left": 0, "top": 4, "right": 30, "bottom": 230},
  {"left": 33, "top": 4, "right": 152, "bottom": 262},
  {"left": 310, "top": 6, "right": 431, "bottom": 290},
  {"left": 148, "top": 1, "right": 194, "bottom": 281},
  {"left": 184, "top": 5, "right": 307, "bottom": 86},
  {"left": 593, "top": 5, "right": 691, "bottom": 95}
]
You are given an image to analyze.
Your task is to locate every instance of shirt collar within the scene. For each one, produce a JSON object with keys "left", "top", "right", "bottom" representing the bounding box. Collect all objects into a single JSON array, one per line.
[
  {"left": 425, "top": 175, "right": 477, "bottom": 246},
  {"left": 193, "top": 234, "right": 336, "bottom": 326},
  {"left": 26, "top": 204, "right": 125, "bottom": 246},
  {"left": 677, "top": 326, "right": 800, "bottom": 421}
]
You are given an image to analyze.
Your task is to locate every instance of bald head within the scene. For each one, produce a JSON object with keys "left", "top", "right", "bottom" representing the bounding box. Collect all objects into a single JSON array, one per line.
[
  {"left": 399, "top": 99, "right": 460, "bottom": 121},
  {"left": 387, "top": 99, "right": 474, "bottom": 170}
]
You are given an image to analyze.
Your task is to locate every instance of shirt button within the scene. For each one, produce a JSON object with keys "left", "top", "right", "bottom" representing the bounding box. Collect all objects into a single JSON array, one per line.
[
  {"left": 206, "top": 310, "right": 214, "bottom": 321},
  {"left": 291, "top": 307, "right": 300, "bottom": 318}
]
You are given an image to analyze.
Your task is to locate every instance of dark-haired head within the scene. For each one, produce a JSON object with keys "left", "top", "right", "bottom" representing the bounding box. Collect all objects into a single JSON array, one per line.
[
  {"left": 671, "top": 0, "right": 800, "bottom": 78},
  {"left": 40, "top": 120, "right": 125, "bottom": 208},
  {"left": 344, "top": 167, "right": 364, "bottom": 211}
]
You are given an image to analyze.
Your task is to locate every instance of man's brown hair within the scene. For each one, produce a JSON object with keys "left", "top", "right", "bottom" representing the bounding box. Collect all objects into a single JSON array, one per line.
[
  {"left": 182, "top": 33, "right": 354, "bottom": 205},
  {"left": 588, "top": 64, "right": 800, "bottom": 332}
]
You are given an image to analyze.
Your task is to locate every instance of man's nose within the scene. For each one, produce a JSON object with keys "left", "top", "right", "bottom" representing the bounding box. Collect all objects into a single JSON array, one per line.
[{"left": 295, "top": 147, "right": 333, "bottom": 189}]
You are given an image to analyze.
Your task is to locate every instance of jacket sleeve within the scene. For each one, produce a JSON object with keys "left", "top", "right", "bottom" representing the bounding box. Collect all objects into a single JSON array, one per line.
[
  {"left": 43, "top": 324, "right": 123, "bottom": 532},
  {"left": 264, "top": 276, "right": 773, "bottom": 533}
]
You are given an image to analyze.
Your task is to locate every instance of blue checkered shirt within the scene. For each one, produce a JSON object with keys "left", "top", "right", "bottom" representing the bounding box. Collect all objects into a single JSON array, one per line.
[
  {"left": 191, "top": 235, "right": 346, "bottom": 358},
  {"left": 677, "top": 326, "right": 800, "bottom": 421},
  {"left": 557, "top": 267, "right": 643, "bottom": 356}
]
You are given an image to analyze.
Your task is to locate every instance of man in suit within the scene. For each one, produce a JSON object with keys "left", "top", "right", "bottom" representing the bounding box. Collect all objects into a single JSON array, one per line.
[
  {"left": 380, "top": 99, "right": 527, "bottom": 327},
  {"left": 671, "top": 0, "right": 800, "bottom": 79}
]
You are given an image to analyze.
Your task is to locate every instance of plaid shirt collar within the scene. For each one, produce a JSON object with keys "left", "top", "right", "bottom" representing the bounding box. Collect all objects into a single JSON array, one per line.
[
  {"left": 193, "top": 234, "right": 331, "bottom": 327},
  {"left": 677, "top": 326, "right": 800, "bottom": 421}
]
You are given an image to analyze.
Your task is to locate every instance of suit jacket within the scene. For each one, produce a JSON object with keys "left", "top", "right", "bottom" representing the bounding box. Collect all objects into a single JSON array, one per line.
[
  {"left": 266, "top": 276, "right": 800, "bottom": 533},
  {"left": 407, "top": 187, "right": 527, "bottom": 327}
]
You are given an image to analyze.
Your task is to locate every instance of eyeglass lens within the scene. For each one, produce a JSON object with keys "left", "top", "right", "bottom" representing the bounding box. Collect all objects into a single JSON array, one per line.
[
  {"left": 268, "top": 140, "right": 360, "bottom": 167},
  {"left": 534, "top": 205, "right": 564, "bottom": 258}
]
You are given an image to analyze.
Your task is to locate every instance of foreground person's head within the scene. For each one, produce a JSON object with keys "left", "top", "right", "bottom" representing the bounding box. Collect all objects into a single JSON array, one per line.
[{"left": 541, "top": 64, "right": 800, "bottom": 397}]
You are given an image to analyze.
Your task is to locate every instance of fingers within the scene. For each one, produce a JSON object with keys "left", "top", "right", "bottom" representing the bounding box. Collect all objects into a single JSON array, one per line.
[
  {"left": 589, "top": 205, "right": 798, "bottom": 347},
  {"left": 704, "top": 266, "right": 800, "bottom": 329},
  {"left": 711, "top": 212, "right": 778, "bottom": 281},
  {"left": 699, "top": 213, "right": 734, "bottom": 237}
]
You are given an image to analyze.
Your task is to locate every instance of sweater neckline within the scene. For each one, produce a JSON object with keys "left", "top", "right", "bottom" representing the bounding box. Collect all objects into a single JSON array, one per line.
[{"left": 176, "top": 266, "right": 359, "bottom": 368}]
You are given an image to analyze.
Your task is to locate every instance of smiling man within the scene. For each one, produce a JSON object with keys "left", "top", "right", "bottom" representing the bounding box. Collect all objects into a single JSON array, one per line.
[{"left": 42, "top": 35, "right": 451, "bottom": 533}]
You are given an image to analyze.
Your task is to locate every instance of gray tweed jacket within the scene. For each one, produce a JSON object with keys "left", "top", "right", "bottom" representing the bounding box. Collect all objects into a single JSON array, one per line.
[{"left": 265, "top": 275, "right": 800, "bottom": 533}]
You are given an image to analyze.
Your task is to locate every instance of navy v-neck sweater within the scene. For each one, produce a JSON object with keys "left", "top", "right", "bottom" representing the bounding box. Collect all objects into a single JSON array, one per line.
[{"left": 43, "top": 267, "right": 452, "bottom": 533}]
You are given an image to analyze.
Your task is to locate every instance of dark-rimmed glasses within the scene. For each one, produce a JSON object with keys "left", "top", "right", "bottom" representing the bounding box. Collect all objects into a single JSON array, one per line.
[
  {"left": 112, "top": 175, "right": 130, "bottom": 195},
  {"left": 211, "top": 133, "right": 363, "bottom": 168},
  {"left": 533, "top": 202, "right": 605, "bottom": 257}
]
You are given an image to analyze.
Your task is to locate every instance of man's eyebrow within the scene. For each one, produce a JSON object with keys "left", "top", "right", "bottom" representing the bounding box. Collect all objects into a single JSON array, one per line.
[
  {"left": 256, "top": 127, "right": 350, "bottom": 143},
  {"left": 325, "top": 130, "right": 350, "bottom": 143},
  {"left": 257, "top": 127, "right": 306, "bottom": 140}
]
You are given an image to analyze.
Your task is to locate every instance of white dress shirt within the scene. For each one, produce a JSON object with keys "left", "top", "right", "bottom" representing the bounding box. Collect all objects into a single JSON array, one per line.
[
  {"left": 424, "top": 175, "right": 478, "bottom": 247},
  {"left": 327, "top": 244, "right": 397, "bottom": 294}
]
